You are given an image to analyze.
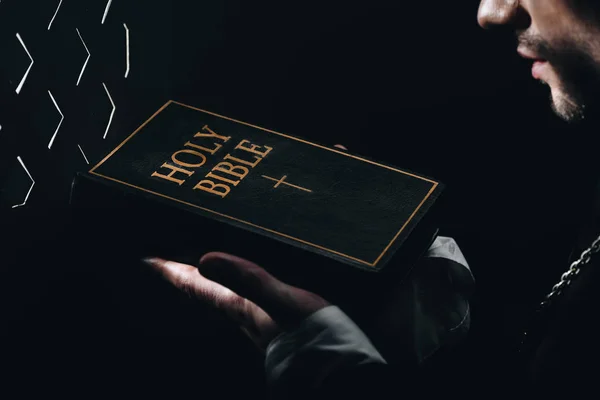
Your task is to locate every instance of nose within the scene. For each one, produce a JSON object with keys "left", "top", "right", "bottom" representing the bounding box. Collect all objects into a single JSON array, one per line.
[{"left": 477, "top": 0, "right": 524, "bottom": 30}]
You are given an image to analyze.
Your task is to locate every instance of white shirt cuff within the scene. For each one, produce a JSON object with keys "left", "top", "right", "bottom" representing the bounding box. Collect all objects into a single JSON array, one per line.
[{"left": 265, "top": 306, "right": 386, "bottom": 396}]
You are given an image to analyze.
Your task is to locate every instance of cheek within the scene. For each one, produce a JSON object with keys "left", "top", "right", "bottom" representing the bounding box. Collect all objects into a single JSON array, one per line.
[{"left": 527, "top": 1, "right": 580, "bottom": 44}]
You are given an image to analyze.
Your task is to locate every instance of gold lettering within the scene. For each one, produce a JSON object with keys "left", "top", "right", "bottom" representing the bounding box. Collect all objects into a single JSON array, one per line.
[
  {"left": 171, "top": 149, "right": 207, "bottom": 168},
  {"left": 194, "top": 179, "right": 231, "bottom": 198},
  {"left": 151, "top": 162, "right": 194, "bottom": 185},
  {"left": 184, "top": 141, "right": 223, "bottom": 155},
  {"left": 223, "top": 153, "right": 262, "bottom": 168},
  {"left": 235, "top": 140, "right": 273, "bottom": 158},
  {"left": 206, "top": 172, "right": 240, "bottom": 186},
  {"left": 194, "top": 125, "right": 231, "bottom": 143},
  {"left": 212, "top": 161, "right": 249, "bottom": 180}
]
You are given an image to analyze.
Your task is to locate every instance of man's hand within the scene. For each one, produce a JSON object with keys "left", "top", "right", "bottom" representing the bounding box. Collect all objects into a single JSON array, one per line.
[
  {"left": 142, "top": 252, "right": 330, "bottom": 350},
  {"left": 142, "top": 144, "right": 347, "bottom": 349}
]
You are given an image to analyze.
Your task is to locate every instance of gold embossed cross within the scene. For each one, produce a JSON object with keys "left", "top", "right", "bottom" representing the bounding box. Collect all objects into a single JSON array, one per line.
[{"left": 262, "top": 175, "right": 312, "bottom": 193}]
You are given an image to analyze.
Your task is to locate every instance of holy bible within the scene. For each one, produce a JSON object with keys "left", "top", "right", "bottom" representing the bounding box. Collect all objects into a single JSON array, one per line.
[{"left": 70, "top": 100, "right": 444, "bottom": 310}]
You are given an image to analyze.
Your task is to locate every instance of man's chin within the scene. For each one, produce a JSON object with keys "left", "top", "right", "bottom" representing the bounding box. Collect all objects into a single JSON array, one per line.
[{"left": 549, "top": 88, "right": 587, "bottom": 123}]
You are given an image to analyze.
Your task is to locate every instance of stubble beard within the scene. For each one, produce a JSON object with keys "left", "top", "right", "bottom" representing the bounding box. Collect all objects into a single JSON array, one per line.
[
  {"left": 519, "top": 33, "right": 600, "bottom": 125},
  {"left": 548, "top": 83, "right": 587, "bottom": 123}
]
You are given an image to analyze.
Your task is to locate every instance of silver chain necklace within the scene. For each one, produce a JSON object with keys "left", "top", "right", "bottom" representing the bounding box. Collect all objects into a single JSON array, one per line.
[
  {"left": 520, "top": 232, "right": 600, "bottom": 353},
  {"left": 539, "top": 233, "right": 600, "bottom": 310}
]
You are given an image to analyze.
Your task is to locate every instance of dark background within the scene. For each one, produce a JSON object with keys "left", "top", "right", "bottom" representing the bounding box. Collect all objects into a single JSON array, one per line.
[{"left": 1, "top": 0, "right": 598, "bottom": 397}]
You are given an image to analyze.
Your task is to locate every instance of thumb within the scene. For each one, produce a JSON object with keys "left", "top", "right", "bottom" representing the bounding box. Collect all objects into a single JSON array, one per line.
[{"left": 199, "top": 252, "right": 330, "bottom": 330}]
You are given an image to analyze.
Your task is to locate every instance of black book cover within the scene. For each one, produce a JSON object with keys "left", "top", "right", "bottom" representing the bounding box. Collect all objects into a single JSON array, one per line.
[{"left": 70, "top": 100, "right": 443, "bottom": 309}]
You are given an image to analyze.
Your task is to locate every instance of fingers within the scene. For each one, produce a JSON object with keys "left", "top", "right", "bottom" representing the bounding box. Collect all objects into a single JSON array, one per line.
[
  {"left": 142, "top": 257, "right": 269, "bottom": 328},
  {"left": 334, "top": 144, "right": 348, "bottom": 150},
  {"left": 198, "top": 252, "right": 330, "bottom": 330}
]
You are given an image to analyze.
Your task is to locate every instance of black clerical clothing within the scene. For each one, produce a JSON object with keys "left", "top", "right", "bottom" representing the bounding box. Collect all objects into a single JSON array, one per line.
[{"left": 264, "top": 201, "right": 600, "bottom": 398}]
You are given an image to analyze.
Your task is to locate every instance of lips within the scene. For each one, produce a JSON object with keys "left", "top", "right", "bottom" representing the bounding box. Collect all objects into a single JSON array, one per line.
[
  {"left": 517, "top": 47, "right": 548, "bottom": 80},
  {"left": 531, "top": 60, "right": 548, "bottom": 79}
]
